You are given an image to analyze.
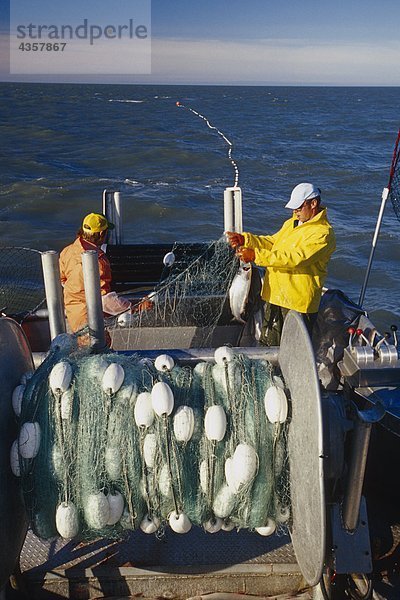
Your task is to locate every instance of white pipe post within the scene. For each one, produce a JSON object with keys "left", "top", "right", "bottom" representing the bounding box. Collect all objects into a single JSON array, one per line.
[
  {"left": 41, "top": 251, "right": 66, "bottom": 340},
  {"left": 224, "top": 186, "right": 243, "bottom": 233},
  {"left": 82, "top": 250, "right": 107, "bottom": 351},
  {"left": 224, "top": 188, "right": 234, "bottom": 232},
  {"left": 233, "top": 187, "right": 243, "bottom": 233},
  {"left": 359, "top": 187, "right": 389, "bottom": 307},
  {"left": 102, "top": 189, "right": 123, "bottom": 245}
]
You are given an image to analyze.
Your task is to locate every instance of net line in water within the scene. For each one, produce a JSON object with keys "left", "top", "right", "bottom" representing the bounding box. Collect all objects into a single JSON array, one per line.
[
  {"left": 13, "top": 342, "right": 291, "bottom": 541},
  {"left": 176, "top": 102, "right": 240, "bottom": 188}
]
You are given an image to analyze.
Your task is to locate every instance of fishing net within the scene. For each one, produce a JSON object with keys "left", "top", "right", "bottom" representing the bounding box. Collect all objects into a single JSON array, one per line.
[
  {"left": 14, "top": 341, "right": 291, "bottom": 541},
  {"left": 389, "top": 130, "right": 400, "bottom": 222},
  {"left": 106, "top": 237, "right": 257, "bottom": 349},
  {"left": 0, "top": 247, "right": 45, "bottom": 317}
]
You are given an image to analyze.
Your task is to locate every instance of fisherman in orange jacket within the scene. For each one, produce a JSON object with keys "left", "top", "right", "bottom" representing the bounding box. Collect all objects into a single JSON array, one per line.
[{"left": 60, "top": 213, "right": 151, "bottom": 333}]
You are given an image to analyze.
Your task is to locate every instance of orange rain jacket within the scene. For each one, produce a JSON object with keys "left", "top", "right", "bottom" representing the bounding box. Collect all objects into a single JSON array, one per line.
[
  {"left": 243, "top": 208, "right": 336, "bottom": 314},
  {"left": 59, "top": 237, "right": 130, "bottom": 332}
]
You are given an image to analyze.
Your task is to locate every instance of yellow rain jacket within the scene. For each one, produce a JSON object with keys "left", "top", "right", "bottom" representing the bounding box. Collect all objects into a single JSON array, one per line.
[{"left": 243, "top": 208, "right": 336, "bottom": 314}]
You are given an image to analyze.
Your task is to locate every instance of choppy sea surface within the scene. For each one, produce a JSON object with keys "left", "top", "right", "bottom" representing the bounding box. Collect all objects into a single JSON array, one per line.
[{"left": 1, "top": 82, "right": 400, "bottom": 330}]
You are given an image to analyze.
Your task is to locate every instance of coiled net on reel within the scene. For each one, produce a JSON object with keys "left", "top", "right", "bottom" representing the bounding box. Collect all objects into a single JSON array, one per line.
[{"left": 13, "top": 342, "right": 291, "bottom": 540}]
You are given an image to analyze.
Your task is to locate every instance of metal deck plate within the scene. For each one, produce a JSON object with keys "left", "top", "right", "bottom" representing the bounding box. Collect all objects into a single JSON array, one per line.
[
  {"left": 279, "top": 311, "right": 326, "bottom": 587},
  {"left": 20, "top": 528, "right": 296, "bottom": 572},
  {"left": 331, "top": 497, "right": 371, "bottom": 573},
  {"left": 20, "top": 528, "right": 302, "bottom": 599}
]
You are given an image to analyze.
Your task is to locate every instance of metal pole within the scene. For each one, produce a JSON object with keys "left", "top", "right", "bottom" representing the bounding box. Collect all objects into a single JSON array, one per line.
[
  {"left": 341, "top": 419, "right": 372, "bottom": 532},
  {"left": 41, "top": 251, "right": 66, "bottom": 340},
  {"left": 102, "top": 189, "right": 123, "bottom": 245},
  {"left": 81, "top": 250, "right": 107, "bottom": 351},
  {"left": 224, "top": 188, "right": 234, "bottom": 232},
  {"left": 234, "top": 187, "right": 243, "bottom": 233},
  {"left": 358, "top": 187, "right": 389, "bottom": 307},
  {"left": 224, "top": 186, "right": 243, "bottom": 233},
  {"left": 116, "top": 346, "right": 280, "bottom": 365}
]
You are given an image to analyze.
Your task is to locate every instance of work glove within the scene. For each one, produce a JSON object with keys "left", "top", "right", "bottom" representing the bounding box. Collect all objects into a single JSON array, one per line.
[
  {"left": 131, "top": 298, "right": 154, "bottom": 314},
  {"left": 102, "top": 291, "right": 131, "bottom": 315},
  {"left": 226, "top": 231, "right": 245, "bottom": 249},
  {"left": 236, "top": 246, "right": 255, "bottom": 263}
]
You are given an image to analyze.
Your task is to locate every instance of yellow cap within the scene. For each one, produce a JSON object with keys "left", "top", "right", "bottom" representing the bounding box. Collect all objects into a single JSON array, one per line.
[{"left": 82, "top": 213, "right": 114, "bottom": 233}]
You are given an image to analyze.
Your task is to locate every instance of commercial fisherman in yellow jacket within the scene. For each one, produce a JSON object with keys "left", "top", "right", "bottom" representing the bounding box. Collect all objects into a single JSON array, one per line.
[{"left": 227, "top": 183, "right": 336, "bottom": 346}]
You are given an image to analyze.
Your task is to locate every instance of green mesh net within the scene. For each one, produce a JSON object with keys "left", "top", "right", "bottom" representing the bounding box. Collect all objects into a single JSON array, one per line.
[
  {"left": 15, "top": 342, "right": 291, "bottom": 541},
  {"left": 0, "top": 247, "right": 45, "bottom": 317},
  {"left": 105, "top": 238, "right": 250, "bottom": 349},
  {"left": 389, "top": 131, "right": 400, "bottom": 222}
]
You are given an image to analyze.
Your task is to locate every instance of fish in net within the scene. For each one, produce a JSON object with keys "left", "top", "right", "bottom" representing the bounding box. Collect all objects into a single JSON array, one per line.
[
  {"left": 12, "top": 341, "right": 291, "bottom": 541},
  {"left": 0, "top": 246, "right": 45, "bottom": 317}
]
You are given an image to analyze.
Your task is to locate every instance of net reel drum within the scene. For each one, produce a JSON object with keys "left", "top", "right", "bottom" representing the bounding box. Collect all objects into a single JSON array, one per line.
[{"left": 0, "top": 307, "right": 382, "bottom": 599}]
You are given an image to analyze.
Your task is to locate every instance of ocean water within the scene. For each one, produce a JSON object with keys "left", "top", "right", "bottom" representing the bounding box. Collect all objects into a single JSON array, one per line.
[{"left": 1, "top": 82, "right": 400, "bottom": 330}]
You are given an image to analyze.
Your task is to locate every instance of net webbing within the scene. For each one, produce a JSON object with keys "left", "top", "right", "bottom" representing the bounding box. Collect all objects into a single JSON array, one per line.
[
  {"left": 389, "top": 130, "right": 400, "bottom": 222},
  {"left": 15, "top": 345, "right": 291, "bottom": 541},
  {"left": 0, "top": 247, "right": 45, "bottom": 317},
  {"left": 106, "top": 237, "right": 247, "bottom": 350}
]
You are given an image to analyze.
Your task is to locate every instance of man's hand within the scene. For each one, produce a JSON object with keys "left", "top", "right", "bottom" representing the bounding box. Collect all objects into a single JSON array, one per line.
[
  {"left": 226, "top": 231, "right": 245, "bottom": 249},
  {"left": 131, "top": 298, "right": 153, "bottom": 314},
  {"left": 236, "top": 246, "right": 255, "bottom": 263}
]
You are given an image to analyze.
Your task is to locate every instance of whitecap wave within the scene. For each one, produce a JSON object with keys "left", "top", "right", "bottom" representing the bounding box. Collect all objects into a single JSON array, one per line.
[{"left": 109, "top": 99, "right": 144, "bottom": 103}]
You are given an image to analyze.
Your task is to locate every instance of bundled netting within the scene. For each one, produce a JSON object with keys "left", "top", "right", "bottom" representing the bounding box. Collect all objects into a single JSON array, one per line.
[
  {"left": 107, "top": 238, "right": 251, "bottom": 348},
  {"left": 0, "top": 247, "right": 45, "bottom": 317},
  {"left": 389, "top": 130, "right": 400, "bottom": 222},
  {"left": 11, "top": 340, "right": 291, "bottom": 540}
]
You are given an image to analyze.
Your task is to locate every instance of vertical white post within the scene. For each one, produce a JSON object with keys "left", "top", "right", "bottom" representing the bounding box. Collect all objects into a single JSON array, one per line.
[
  {"left": 82, "top": 250, "right": 107, "bottom": 350},
  {"left": 41, "top": 251, "right": 66, "bottom": 340},
  {"left": 224, "top": 186, "right": 243, "bottom": 233},
  {"left": 224, "top": 188, "right": 234, "bottom": 232},
  {"left": 102, "top": 189, "right": 123, "bottom": 245},
  {"left": 233, "top": 187, "right": 243, "bottom": 233}
]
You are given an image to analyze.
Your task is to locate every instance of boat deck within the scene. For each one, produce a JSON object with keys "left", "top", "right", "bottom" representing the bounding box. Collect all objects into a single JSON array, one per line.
[
  {"left": 19, "top": 528, "right": 305, "bottom": 599},
  {"left": 18, "top": 517, "right": 400, "bottom": 599}
]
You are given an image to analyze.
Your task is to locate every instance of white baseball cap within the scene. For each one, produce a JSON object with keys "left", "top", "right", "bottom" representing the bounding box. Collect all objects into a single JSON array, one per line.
[{"left": 285, "top": 183, "right": 321, "bottom": 209}]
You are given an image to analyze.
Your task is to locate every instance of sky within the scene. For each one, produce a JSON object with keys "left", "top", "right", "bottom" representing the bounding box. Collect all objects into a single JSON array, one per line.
[{"left": 1, "top": 0, "right": 400, "bottom": 85}]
